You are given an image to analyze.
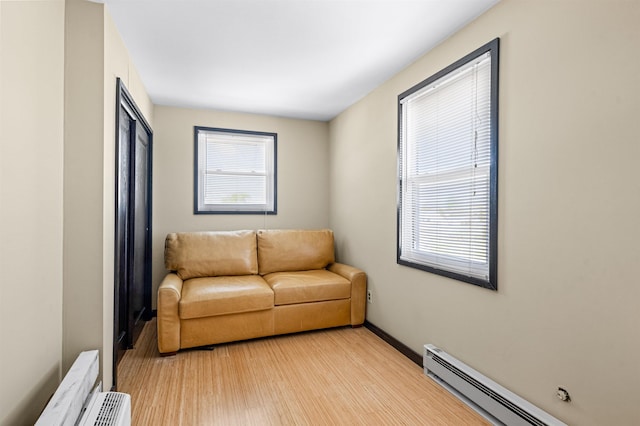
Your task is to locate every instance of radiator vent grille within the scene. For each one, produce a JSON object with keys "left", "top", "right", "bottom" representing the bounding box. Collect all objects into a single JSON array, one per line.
[
  {"left": 424, "top": 345, "right": 567, "bottom": 426},
  {"left": 94, "top": 392, "right": 129, "bottom": 426},
  {"left": 430, "top": 353, "right": 545, "bottom": 425}
]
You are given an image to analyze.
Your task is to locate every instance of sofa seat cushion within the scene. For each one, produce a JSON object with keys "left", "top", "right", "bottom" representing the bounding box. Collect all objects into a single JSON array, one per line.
[
  {"left": 179, "top": 275, "right": 273, "bottom": 320},
  {"left": 263, "top": 270, "right": 350, "bottom": 306}
]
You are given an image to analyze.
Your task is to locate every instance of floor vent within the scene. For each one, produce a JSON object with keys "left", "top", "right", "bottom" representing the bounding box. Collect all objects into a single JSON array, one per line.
[{"left": 424, "top": 344, "right": 567, "bottom": 426}]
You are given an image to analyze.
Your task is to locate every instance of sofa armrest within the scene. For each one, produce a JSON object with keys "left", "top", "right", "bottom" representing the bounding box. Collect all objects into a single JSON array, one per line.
[
  {"left": 157, "top": 273, "right": 183, "bottom": 354},
  {"left": 328, "top": 263, "right": 367, "bottom": 326}
]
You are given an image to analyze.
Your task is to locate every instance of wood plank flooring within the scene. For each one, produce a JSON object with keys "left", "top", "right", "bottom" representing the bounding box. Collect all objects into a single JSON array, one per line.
[{"left": 117, "top": 318, "right": 489, "bottom": 425}]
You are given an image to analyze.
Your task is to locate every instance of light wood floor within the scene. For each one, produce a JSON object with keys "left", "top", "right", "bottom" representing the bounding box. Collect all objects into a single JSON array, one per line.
[{"left": 117, "top": 318, "right": 489, "bottom": 425}]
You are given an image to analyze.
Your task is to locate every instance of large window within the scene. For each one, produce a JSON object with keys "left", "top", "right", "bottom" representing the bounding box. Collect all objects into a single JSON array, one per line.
[
  {"left": 397, "top": 38, "right": 499, "bottom": 290},
  {"left": 194, "top": 126, "right": 277, "bottom": 214}
]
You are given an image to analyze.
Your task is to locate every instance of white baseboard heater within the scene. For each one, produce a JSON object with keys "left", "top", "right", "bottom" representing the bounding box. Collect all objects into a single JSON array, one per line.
[
  {"left": 424, "top": 344, "right": 567, "bottom": 426},
  {"left": 78, "top": 387, "right": 130, "bottom": 426},
  {"left": 36, "top": 350, "right": 131, "bottom": 426}
]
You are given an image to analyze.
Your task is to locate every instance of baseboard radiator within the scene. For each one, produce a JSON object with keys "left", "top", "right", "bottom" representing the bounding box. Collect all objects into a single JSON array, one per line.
[
  {"left": 35, "top": 350, "right": 131, "bottom": 426},
  {"left": 424, "top": 344, "right": 567, "bottom": 426}
]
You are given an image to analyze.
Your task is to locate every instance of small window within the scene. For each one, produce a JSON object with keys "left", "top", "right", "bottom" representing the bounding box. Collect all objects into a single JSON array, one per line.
[
  {"left": 194, "top": 126, "right": 277, "bottom": 214},
  {"left": 397, "top": 38, "right": 499, "bottom": 290}
]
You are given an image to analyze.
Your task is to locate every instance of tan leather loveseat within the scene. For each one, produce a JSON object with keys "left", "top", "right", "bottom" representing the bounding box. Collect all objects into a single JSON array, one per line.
[{"left": 157, "top": 229, "right": 367, "bottom": 355}]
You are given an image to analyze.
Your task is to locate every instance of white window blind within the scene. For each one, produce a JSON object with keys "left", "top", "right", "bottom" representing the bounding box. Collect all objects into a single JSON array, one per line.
[
  {"left": 195, "top": 127, "right": 276, "bottom": 213},
  {"left": 398, "top": 40, "right": 498, "bottom": 289}
]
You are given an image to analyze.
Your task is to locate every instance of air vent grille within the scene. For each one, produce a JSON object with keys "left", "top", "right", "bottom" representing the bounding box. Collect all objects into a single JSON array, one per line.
[
  {"left": 94, "top": 392, "right": 128, "bottom": 426},
  {"left": 424, "top": 344, "right": 567, "bottom": 426},
  {"left": 429, "top": 353, "right": 545, "bottom": 425}
]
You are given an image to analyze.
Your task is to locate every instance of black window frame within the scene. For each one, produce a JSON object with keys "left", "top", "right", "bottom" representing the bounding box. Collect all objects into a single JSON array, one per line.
[
  {"left": 397, "top": 38, "right": 499, "bottom": 290},
  {"left": 194, "top": 126, "right": 278, "bottom": 215}
]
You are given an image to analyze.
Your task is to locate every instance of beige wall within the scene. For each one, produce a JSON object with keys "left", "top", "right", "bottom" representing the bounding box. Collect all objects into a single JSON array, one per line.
[
  {"left": 152, "top": 106, "right": 329, "bottom": 305},
  {"left": 329, "top": 1, "right": 640, "bottom": 425},
  {"left": 103, "top": 3, "right": 153, "bottom": 391},
  {"left": 64, "top": 0, "right": 152, "bottom": 396},
  {"left": 63, "top": 0, "right": 105, "bottom": 388},
  {"left": 0, "top": 1, "right": 65, "bottom": 425}
]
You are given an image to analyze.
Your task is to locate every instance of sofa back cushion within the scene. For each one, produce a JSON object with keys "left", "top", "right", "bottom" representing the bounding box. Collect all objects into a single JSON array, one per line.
[
  {"left": 165, "top": 231, "right": 258, "bottom": 279},
  {"left": 257, "top": 229, "right": 335, "bottom": 275}
]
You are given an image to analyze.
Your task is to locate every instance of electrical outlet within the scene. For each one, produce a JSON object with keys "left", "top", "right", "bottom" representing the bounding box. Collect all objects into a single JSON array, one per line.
[
  {"left": 367, "top": 290, "right": 373, "bottom": 303},
  {"left": 556, "top": 387, "right": 571, "bottom": 402}
]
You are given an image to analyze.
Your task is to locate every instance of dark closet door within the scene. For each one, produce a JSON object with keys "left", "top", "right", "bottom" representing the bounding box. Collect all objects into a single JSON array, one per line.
[
  {"left": 114, "top": 79, "right": 152, "bottom": 390},
  {"left": 129, "top": 121, "right": 150, "bottom": 345},
  {"left": 114, "top": 106, "right": 133, "bottom": 366}
]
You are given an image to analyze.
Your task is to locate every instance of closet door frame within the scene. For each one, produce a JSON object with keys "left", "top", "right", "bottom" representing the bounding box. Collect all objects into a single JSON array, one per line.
[{"left": 113, "top": 78, "right": 153, "bottom": 390}]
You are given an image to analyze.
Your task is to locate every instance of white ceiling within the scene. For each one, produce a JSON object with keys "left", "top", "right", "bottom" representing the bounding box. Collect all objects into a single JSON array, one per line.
[{"left": 104, "top": 0, "right": 500, "bottom": 121}]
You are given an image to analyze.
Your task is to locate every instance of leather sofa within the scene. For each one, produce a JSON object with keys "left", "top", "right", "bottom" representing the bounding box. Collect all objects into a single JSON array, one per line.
[{"left": 157, "top": 229, "right": 367, "bottom": 354}]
